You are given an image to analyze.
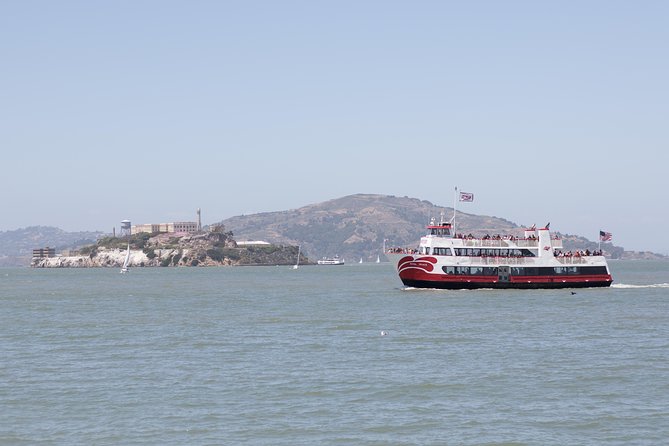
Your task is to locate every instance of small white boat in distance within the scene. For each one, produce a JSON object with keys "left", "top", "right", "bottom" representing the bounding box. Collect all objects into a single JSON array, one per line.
[
  {"left": 317, "top": 256, "right": 345, "bottom": 265},
  {"left": 120, "top": 242, "right": 130, "bottom": 274}
]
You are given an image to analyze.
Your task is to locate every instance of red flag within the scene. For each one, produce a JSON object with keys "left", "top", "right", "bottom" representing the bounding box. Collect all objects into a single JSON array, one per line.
[{"left": 459, "top": 192, "right": 474, "bottom": 202}]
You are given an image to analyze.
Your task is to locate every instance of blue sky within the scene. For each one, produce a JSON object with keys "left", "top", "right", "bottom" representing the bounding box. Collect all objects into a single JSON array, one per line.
[{"left": 1, "top": 1, "right": 667, "bottom": 253}]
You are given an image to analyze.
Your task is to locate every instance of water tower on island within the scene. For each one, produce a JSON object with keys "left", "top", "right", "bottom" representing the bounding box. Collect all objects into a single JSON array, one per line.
[{"left": 120, "top": 220, "right": 131, "bottom": 237}]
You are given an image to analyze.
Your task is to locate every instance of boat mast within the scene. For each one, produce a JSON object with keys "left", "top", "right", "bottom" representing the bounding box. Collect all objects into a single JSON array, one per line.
[{"left": 452, "top": 186, "right": 458, "bottom": 236}]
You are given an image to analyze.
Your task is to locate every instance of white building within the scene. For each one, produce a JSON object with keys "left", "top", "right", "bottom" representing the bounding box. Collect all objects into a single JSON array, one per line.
[
  {"left": 132, "top": 221, "right": 198, "bottom": 235},
  {"left": 235, "top": 240, "right": 271, "bottom": 246}
]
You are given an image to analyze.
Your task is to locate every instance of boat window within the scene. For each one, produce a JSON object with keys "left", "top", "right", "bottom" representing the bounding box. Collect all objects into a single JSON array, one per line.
[
  {"left": 587, "top": 266, "right": 608, "bottom": 275},
  {"left": 510, "top": 266, "right": 605, "bottom": 276},
  {"left": 432, "top": 247, "right": 451, "bottom": 256},
  {"left": 441, "top": 266, "right": 500, "bottom": 275},
  {"left": 430, "top": 226, "right": 452, "bottom": 236},
  {"left": 553, "top": 267, "right": 579, "bottom": 275},
  {"left": 513, "top": 267, "right": 539, "bottom": 276}
]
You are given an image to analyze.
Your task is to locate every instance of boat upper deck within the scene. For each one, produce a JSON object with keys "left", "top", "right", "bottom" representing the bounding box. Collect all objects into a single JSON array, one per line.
[
  {"left": 386, "top": 222, "right": 612, "bottom": 264},
  {"left": 442, "top": 235, "right": 563, "bottom": 250}
]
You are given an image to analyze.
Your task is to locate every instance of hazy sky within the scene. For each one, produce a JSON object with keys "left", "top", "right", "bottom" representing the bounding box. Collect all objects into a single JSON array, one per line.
[{"left": 2, "top": 1, "right": 667, "bottom": 253}]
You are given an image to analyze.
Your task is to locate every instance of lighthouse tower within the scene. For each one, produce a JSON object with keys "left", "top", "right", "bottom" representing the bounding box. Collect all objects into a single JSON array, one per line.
[{"left": 197, "top": 208, "right": 202, "bottom": 232}]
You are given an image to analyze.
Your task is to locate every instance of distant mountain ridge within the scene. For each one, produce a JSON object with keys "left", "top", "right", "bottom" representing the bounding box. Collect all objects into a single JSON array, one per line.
[
  {"left": 2, "top": 194, "right": 662, "bottom": 267},
  {"left": 217, "top": 193, "right": 636, "bottom": 262},
  {"left": 0, "top": 226, "right": 102, "bottom": 266}
]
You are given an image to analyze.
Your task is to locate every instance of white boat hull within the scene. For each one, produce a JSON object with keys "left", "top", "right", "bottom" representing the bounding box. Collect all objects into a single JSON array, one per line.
[{"left": 317, "top": 260, "right": 345, "bottom": 265}]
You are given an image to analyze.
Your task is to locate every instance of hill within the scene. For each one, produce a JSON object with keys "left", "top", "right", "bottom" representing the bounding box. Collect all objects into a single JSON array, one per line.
[
  {"left": 219, "top": 193, "right": 640, "bottom": 261},
  {"left": 0, "top": 226, "right": 102, "bottom": 266},
  {"left": 4, "top": 194, "right": 662, "bottom": 267}
]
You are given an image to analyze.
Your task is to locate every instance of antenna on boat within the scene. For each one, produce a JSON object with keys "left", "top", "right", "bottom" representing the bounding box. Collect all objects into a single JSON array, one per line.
[{"left": 452, "top": 186, "right": 458, "bottom": 236}]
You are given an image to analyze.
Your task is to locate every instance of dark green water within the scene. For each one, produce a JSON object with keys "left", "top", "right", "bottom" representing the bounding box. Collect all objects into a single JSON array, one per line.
[{"left": 1, "top": 261, "right": 668, "bottom": 445}]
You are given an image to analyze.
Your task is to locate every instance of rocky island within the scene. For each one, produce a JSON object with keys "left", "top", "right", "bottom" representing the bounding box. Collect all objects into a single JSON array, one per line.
[{"left": 31, "top": 227, "right": 306, "bottom": 268}]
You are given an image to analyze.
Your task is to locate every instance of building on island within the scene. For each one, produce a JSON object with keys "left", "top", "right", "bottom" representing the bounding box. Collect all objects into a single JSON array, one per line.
[
  {"left": 129, "top": 209, "right": 202, "bottom": 236},
  {"left": 120, "top": 220, "right": 132, "bottom": 237},
  {"left": 33, "top": 247, "right": 56, "bottom": 258},
  {"left": 132, "top": 221, "right": 198, "bottom": 235},
  {"left": 235, "top": 241, "right": 271, "bottom": 247}
]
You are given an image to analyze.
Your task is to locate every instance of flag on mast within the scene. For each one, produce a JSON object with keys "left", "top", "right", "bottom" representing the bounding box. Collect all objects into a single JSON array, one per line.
[
  {"left": 459, "top": 191, "right": 474, "bottom": 202},
  {"left": 599, "top": 230, "right": 612, "bottom": 242}
]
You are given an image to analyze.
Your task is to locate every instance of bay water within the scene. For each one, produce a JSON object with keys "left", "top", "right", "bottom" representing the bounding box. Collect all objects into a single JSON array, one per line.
[{"left": 1, "top": 261, "right": 668, "bottom": 445}]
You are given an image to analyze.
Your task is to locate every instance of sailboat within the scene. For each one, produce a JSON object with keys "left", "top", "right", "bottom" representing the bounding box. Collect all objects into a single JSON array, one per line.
[
  {"left": 120, "top": 242, "right": 130, "bottom": 273},
  {"left": 359, "top": 257, "right": 363, "bottom": 264},
  {"left": 293, "top": 245, "right": 300, "bottom": 269},
  {"left": 376, "top": 254, "right": 381, "bottom": 263}
]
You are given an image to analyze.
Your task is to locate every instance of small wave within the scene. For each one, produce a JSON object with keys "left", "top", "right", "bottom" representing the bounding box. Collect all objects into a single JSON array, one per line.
[{"left": 612, "top": 283, "right": 669, "bottom": 289}]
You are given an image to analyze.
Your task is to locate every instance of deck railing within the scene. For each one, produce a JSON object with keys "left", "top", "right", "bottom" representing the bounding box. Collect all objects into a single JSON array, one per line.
[
  {"left": 455, "top": 255, "right": 596, "bottom": 266},
  {"left": 461, "top": 239, "right": 531, "bottom": 248},
  {"left": 459, "top": 238, "right": 562, "bottom": 249}
]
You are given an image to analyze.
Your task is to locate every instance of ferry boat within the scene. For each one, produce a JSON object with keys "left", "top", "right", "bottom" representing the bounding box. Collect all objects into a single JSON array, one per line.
[
  {"left": 317, "top": 256, "right": 345, "bottom": 265},
  {"left": 386, "top": 220, "right": 612, "bottom": 289}
]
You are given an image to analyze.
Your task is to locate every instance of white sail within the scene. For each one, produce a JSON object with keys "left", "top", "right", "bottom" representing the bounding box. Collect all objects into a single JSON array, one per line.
[
  {"left": 376, "top": 254, "right": 380, "bottom": 263},
  {"left": 293, "top": 245, "right": 300, "bottom": 269},
  {"left": 120, "top": 242, "right": 130, "bottom": 273}
]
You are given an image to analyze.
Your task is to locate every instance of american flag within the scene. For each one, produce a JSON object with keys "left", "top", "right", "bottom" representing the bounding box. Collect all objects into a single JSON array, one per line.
[
  {"left": 599, "top": 230, "right": 612, "bottom": 242},
  {"left": 459, "top": 192, "right": 474, "bottom": 202}
]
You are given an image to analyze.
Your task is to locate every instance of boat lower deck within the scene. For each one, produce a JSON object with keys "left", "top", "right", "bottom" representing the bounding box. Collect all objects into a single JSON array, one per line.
[{"left": 401, "top": 277, "right": 613, "bottom": 290}]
